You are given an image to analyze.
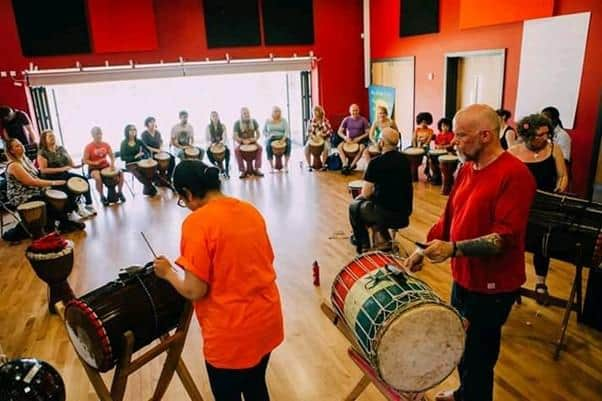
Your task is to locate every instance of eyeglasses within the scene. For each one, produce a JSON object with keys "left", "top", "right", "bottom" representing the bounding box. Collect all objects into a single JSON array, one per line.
[{"left": 177, "top": 194, "right": 187, "bottom": 208}]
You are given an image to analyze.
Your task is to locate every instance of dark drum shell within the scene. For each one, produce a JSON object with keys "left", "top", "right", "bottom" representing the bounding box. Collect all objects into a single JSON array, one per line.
[{"left": 64, "top": 266, "right": 187, "bottom": 372}]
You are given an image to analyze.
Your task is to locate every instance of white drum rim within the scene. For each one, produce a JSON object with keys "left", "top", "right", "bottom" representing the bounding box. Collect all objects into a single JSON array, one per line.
[
  {"left": 46, "top": 189, "right": 68, "bottom": 199},
  {"left": 271, "top": 141, "right": 287, "bottom": 149},
  {"left": 67, "top": 177, "right": 89, "bottom": 193},
  {"left": 184, "top": 147, "right": 200, "bottom": 156},
  {"left": 429, "top": 149, "right": 448, "bottom": 156},
  {"left": 309, "top": 137, "right": 325, "bottom": 146},
  {"left": 154, "top": 152, "right": 171, "bottom": 160},
  {"left": 439, "top": 155, "right": 459, "bottom": 162},
  {"left": 210, "top": 143, "right": 225, "bottom": 152},
  {"left": 240, "top": 144, "right": 258, "bottom": 152},
  {"left": 343, "top": 143, "right": 360, "bottom": 152},
  {"left": 17, "top": 200, "right": 46, "bottom": 210},
  {"left": 403, "top": 147, "right": 426, "bottom": 155},
  {"left": 375, "top": 301, "right": 466, "bottom": 392},
  {"left": 100, "top": 167, "right": 119, "bottom": 176},
  {"left": 348, "top": 180, "right": 365, "bottom": 188},
  {"left": 137, "top": 159, "right": 158, "bottom": 167}
]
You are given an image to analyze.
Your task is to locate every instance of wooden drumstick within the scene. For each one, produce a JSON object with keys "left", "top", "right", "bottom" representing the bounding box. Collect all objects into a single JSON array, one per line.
[{"left": 140, "top": 231, "right": 158, "bottom": 259}]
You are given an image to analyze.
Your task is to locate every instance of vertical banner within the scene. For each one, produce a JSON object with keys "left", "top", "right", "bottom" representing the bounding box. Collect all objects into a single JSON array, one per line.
[{"left": 368, "top": 85, "right": 396, "bottom": 123}]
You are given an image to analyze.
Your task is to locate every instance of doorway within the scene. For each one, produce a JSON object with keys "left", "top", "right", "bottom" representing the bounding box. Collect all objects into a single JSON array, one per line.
[{"left": 444, "top": 50, "right": 505, "bottom": 118}]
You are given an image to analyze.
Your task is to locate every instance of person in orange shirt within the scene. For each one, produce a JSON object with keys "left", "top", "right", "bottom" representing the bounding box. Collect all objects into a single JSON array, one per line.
[{"left": 153, "top": 160, "right": 284, "bottom": 401}]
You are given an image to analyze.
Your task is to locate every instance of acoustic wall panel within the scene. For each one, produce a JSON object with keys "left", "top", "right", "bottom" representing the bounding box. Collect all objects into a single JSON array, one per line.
[
  {"left": 515, "top": 13, "right": 590, "bottom": 129},
  {"left": 88, "top": 0, "right": 158, "bottom": 53},
  {"left": 11, "top": 0, "right": 91, "bottom": 56},
  {"left": 400, "top": 0, "right": 439, "bottom": 37},
  {"left": 262, "top": 0, "right": 314, "bottom": 45},
  {"left": 459, "top": 0, "right": 554, "bottom": 30},
  {"left": 202, "top": 0, "right": 261, "bottom": 48}
]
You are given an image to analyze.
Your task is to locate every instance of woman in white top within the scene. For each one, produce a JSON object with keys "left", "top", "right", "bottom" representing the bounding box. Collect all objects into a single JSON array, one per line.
[{"left": 263, "top": 106, "right": 291, "bottom": 173}]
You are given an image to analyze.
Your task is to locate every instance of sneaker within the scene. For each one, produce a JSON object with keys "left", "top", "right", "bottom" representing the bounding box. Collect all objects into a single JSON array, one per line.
[
  {"left": 85, "top": 204, "right": 97, "bottom": 216},
  {"left": 253, "top": 169, "right": 264, "bottom": 177},
  {"left": 535, "top": 284, "right": 551, "bottom": 306},
  {"left": 308, "top": 166, "right": 313, "bottom": 172},
  {"left": 118, "top": 192, "right": 126, "bottom": 203},
  {"left": 239, "top": 172, "right": 248, "bottom": 179},
  {"left": 77, "top": 204, "right": 91, "bottom": 219},
  {"left": 101, "top": 196, "right": 109, "bottom": 207}
]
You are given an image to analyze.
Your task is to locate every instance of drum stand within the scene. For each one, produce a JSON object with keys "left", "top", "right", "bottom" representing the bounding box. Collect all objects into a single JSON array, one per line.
[
  {"left": 56, "top": 301, "right": 204, "bottom": 401},
  {"left": 519, "top": 243, "right": 584, "bottom": 360},
  {"left": 320, "top": 303, "right": 428, "bottom": 401}
]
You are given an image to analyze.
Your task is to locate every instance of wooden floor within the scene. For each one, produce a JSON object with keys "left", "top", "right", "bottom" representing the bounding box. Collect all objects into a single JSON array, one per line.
[{"left": 1, "top": 153, "right": 601, "bottom": 401}]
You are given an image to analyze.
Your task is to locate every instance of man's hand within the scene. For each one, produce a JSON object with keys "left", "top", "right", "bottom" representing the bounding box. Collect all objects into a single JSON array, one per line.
[
  {"left": 153, "top": 256, "right": 173, "bottom": 280},
  {"left": 403, "top": 250, "right": 424, "bottom": 272},
  {"left": 423, "top": 240, "right": 454, "bottom": 263}
]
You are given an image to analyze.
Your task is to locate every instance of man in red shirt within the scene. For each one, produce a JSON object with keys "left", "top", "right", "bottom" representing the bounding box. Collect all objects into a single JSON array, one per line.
[
  {"left": 404, "top": 104, "right": 536, "bottom": 401},
  {"left": 83, "top": 126, "right": 124, "bottom": 206}
]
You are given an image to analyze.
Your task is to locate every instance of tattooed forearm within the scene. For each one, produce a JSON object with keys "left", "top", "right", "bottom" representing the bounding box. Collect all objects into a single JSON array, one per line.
[{"left": 456, "top": 233, "right": 504, "bottom": 257}]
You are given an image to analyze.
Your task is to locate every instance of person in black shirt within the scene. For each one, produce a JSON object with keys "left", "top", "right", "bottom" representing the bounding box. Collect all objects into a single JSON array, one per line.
[
  {"left": 0, "top": 106, "right": 38, "bottom": 160},
  {"left": 349, "top": 128, "right": 413, "bottom": 253},
  {"left": 141, "top": 116, "right": 175, "bottom": 184}
]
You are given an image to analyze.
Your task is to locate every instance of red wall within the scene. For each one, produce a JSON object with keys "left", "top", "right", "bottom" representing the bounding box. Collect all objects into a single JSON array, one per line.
[
  {"left": 0, "top": 0, "right": 367, "bottom": 128},
  {"left": 371, "top": 0, "right": 602, "bottom": 196}
]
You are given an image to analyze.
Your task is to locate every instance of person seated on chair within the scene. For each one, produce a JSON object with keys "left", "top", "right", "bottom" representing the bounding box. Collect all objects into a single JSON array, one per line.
[
  {"left": 508, "top": 113, "right": 568, "bottom": 306},
  {"left": 434, "top": 118, "right": 455, "bottom": 150},
  {"left": 206, "top": 111, "right": 230, "bottom": 178},
  {"left": 120, "top": 124, "right": 158, "bottom": 197},
  {"left": 0, "top": 105, "right": 38, "bottom": 160},
  {"left": 142, "top": 116, "right": 175, "bottom": 179},
  {"left": 361, "top": 105, "right": 398, "bottom": 165},
  {"left": 337, "top": 103, "right": 370, "bottom": 175},
  {"left": 304, "top": 105, "right": 332, "bottom": 172},
  {"left": 263, "top": 106, "right": 292, "bottom": 173},
  {"left": 5, "top": 138, "right": 84, "bottom": 233},
  {"left": 83, "top": 126, "right": 124, "bottom": 206},
  {"left": 171, "top": 110, "right": 201, "bottom": 160},
  {"left": 153, "top": 160, "right": 283, "bottom": 401},
  {"left": 38, "top": 129, "right": 96, "bottom": 218},
  {"left": 412, "top": 112, "right": 434, "bottom": 180},
  {"left": 233, "top": 107, "right": 264, "bottom": 179},
  {"left": 349, "top": 128, "right": 413, "bottom": 254}
]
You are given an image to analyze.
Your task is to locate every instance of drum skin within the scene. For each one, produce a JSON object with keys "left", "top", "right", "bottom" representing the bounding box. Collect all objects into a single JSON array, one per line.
[
  {"left": 64, "top": 265, "right": 187, "bottom": 372},
  {"left": 403, "top": 147, "right": 426, "bottom": 182},
  {"left": 331, "top": 251, "right": 465, "bottom": 392}
]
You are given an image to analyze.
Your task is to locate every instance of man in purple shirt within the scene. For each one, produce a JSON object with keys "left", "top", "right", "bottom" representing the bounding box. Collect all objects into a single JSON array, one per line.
[{"left": 337, "top": 104, "right": 370, "bottom": 175}]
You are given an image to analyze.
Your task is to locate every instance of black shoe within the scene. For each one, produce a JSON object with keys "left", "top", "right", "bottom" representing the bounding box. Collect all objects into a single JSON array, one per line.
[
  {"left": 308, "top": 166, "right": 313, "bottom": 172},
  {"left": 59, "top": 219, "right": 85, "bottom": 233},
  {"left": 239, "top": 172, "right": 248, "bottom": 179},
  {"left": 118, "top": 192, "right": 126, "bottom": 203},
  {"left": 143, "top": 185, "right": 158, "bottom": 196},
  {"left": 535, "top": 284, "right": 551, "bottom": 306},
  {"left": 350, "top": 235, "right": 358, "bottom": 246},
  {"left": 101, "top": 196, "right": 109, "bottom": 206}
]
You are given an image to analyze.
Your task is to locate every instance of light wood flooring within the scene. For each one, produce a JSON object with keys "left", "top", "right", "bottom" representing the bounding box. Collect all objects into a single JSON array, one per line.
[{"left": 1, "top": 156, "right": 601, "bottom": 401}]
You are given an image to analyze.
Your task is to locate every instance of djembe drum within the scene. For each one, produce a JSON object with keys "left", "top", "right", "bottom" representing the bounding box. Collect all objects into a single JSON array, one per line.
[
  {"left": 239, "top": 144, "right": 258, "bottom": 175},
  {"left": 439, "top": 154, "right": 459, "bottom": 195},
  {"left": 154, "top": 152, "right": 171, "bottom": 174},
  {"left": 331, "top": 251, "right": 465, "bottom": 392},
  {"left": 0, "top": 358, "right": 65, "bottom": 401},
  {"left": 210, "top": 143, "right": 226, "bottom": 170},
  {"left": 136, "top": 159, "right": 158, "bottom": 194},
  {"left": 367, "top": 144, "right": 381, "bottom": 159},
  {"left": 428, "top": 149, "right": 448, "bottom": 185},
  {"left": 17, "top": 201, "right": 47, "bottom": 238},
  {"left": 271, "top": 140, "right": 287, "bottom": 170},
  {"left": 348, "top": 180, "right": 364, "bottom": 199},
  {"left": 64, "top": 264, "right": 187, "bottom": 372},
  {"left": 45, "top": 189, "right": 68, "bottom": 214},
  {"left": 25, "top": 233, "right": 75, "bottom": 314},
  {"left": 183, "top": 147, "right": 201, "bottom": 160},
  {"left": 100, "top": 167, "right": 120, "bottom": 203},
  {"left": 66, "top": 177, "right": 89, "bottom": 197},
  {"left": 403, "top": 147, "right": 426, "bottom": 182},
  {"left": 342, "top": 142, "right": 360, "bottom": 162},
  {"left": 308, "top": 137, "right": 325, "bottom": 169}
]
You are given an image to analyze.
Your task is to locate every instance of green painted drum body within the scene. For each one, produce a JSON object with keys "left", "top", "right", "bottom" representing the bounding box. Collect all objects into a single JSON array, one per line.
[{"left": 331, "top": 251, "right": 465, "bottom": 392}]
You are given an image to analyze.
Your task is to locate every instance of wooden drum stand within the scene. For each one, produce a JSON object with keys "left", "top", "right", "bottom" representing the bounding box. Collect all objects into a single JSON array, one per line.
[{"left": 56, "top": 301, "right": 204, "bottom": 401}]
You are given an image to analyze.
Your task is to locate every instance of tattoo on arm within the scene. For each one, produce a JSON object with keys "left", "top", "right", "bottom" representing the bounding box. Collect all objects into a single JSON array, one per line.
[{"left": 456, "top": 233, "right": 504, "bottom": 257}]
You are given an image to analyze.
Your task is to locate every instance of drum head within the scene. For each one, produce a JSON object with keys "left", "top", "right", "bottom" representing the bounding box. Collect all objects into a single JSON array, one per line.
[
  {"left": 137, "top": 159, "right": 158, "bottom": 168},
  {"left": 67, "top": 177, "right": 89, "bottom": 194},
  {"left": 65, "top": 300, "right": 112, "bottom": 371},
  {"left": 403, "top": 147, "right": 425, "bottom": 156},
  {"left": 271, "top": 141, "right": 286, "bottom": 149},
  {"left": 368, "top": 145, "right": 380, "bottom": 153},
  {"left": 240, "top": 144, "right": 258, "bottom": 152},
  {"left": 309, "top": 137, "right": 324, "bottom": 147},
  {"left": 46, "top": 189, "right": 67, "bottom": 200},
  {"left": 428, "top": 149, "right": 448, "bottom": 156},
  {"left": 0, "top": 358, "right": 65, "bottom": 401},
  {"left": 154, "top": 152, "right": 170, "bottom": 161},
  {"left": 377, "top": 303, "right": 465, "bottom": 392},
  {"left": 343, "top": 142, "right": 360, "bottom": 153},
  {"left": 100, "top": 167, "right": 118, "bottom": 177},
  {"left": 210, "top": 143, "right": 225, "bottom": 153},
  {"left": 184, "top": 147, "right": 200, "bottom": 157},
  {"left": 17, "top": 200, "right": 46, "bottom": 211},
  {"left": 439, "top": 155, "right": 459, "bottom": 162}
]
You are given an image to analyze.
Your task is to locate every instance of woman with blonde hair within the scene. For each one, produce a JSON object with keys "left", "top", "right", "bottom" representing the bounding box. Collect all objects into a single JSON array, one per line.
[{"left": 304, "top": 105, "right": 332, "bottom": 171}]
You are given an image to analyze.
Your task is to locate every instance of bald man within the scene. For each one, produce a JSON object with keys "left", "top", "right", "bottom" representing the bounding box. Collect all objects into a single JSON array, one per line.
[
  {"left": 404, "top": 104, "right": 536, "bottom": 401},
  {"left": 337, "top": 103, "right": 370, "bottom": 174},
  {"left": 348, "top": 127, "right": 413, "bottom": 253}
]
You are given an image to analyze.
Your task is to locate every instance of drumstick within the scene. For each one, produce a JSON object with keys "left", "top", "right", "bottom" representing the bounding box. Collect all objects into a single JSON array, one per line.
[{"left": 140, "top": 231, "right": 158, "bottom": 259}]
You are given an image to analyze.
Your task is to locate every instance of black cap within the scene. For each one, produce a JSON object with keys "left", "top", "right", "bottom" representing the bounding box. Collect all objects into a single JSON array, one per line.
[{"left": 172, "top": 160, "right": 220, "bottom": 198}]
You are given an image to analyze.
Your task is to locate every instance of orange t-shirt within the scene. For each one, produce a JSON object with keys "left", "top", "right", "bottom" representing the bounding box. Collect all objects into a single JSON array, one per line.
[
  {"left": 176, "top": 197, "right": 284, "bottom": 369},
  {"left": 84, "top": 141, "right": 111, "bottom": 170}
]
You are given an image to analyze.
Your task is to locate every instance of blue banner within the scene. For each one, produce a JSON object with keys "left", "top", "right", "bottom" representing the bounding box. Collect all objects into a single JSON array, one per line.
[{"left": 368, "top": 85, "right": 396, "bottom": 124}]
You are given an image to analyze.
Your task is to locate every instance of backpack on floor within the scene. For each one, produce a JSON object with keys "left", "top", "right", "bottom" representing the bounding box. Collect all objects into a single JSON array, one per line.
[{"left": 327, "top": 153, "right": 342, "bottom": 170}]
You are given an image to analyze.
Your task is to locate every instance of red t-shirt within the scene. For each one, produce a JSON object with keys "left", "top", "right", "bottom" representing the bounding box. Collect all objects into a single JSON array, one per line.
[
  {"left": 427, "top": 152, "right": 536, "bottom": 293},
  {"left": 84, "top": 141, "right": 111, "bottom": 170},
  {"left": 435, "top": 131, "right": 454, "bottom": 146}
]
